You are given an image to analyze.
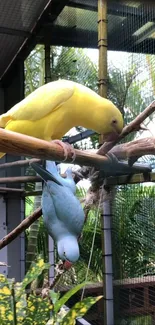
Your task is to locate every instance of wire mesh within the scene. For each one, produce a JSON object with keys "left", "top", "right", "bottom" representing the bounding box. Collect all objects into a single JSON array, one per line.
[
  {"left": 23, "top": 1, "right": 155, "bottom": 324},
  {"left": 0, "top": 0, "right": 50, "bottom": 79},
  {"left": 112, "top": 184, "right": 155, "bottom": 325}
]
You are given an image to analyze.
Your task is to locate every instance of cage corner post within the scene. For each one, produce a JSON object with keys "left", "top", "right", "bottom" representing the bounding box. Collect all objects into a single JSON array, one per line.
[
  {"left": 101, "top": 186, "right": 114, "bottom": 325},
  {"left": 1, "top": 61, "right": 25, "bottom": 281},
  {"left": 98, "top": 0, "right": 114, "bottom": 324},
  {"left": 44, "top": 43, "right": 55, "bottom": 284}
]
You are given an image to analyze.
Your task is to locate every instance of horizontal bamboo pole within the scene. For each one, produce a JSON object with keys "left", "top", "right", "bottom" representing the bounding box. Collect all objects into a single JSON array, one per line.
[{"left": 0, "top": 128, "right": 109, "bottom": 168}]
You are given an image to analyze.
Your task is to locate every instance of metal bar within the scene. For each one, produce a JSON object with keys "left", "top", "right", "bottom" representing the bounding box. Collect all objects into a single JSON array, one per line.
[
  {"left": 0, "top": 197, "right": 8, "bottom": 276},
  {"left": 102, "top": 194, "right": 114, "bottom": 325},
  {"left": 0, "top": 27, "right": 30, "bottom": 37},
  {"left": 63, "top": 129, "right": 96, "bottom": 144},
  {"left": 68, "top": 0, "right": 142, "bottom": 17},
  {"left": 106, "top": 171, "right": 155, "bottom": 186},
  {"left": 44, "top": 42, "right": 55, "bottom": 285}
]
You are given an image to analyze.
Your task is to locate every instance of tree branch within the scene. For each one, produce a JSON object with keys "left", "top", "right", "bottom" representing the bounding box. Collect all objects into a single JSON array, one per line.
[
  {"left": 97, "top": 100, "right": 155, "bottom": 155},
  {"left": 0, "top": 207, "right": 42, "bottom": 250},
  {"left": 0, "top": 158, "right": 41, "bottom": 170},
  {"left": 109, "top": 137, "right": 155, "bottom": 161}
]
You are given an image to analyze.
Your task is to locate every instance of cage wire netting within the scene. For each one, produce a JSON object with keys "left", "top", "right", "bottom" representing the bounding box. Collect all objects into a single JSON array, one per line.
[
  {"left": 112, "top": 185, "right": 155, "bottom": 325},
  {"left": 23, "top": 1, "right": 155, "bottom": 324},
  {"left": 109, "top": 2, "right": 155, "bottom": 325}
]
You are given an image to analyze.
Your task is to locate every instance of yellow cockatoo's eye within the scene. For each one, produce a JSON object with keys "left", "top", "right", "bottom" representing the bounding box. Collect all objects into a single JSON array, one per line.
[{"left": 111, "top": 119, "right": 117, "bottom": 125}]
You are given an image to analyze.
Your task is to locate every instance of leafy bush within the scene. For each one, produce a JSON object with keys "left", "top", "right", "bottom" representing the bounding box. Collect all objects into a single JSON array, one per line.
[{"left": 0, "top": 258, "right": 102, "bottom": 324}]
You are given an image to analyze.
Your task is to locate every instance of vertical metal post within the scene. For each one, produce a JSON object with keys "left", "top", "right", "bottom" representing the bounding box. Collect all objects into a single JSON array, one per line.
[
  {"left": 101, "top": 186, "right": 114, "bottom": 325},
  {"left": 0, "top": 196, "right": 7, "bottom": 276},
  {"left": 98, "top": 1, "right": 114, "bottom": 324},
  {"left": 98, "top": 0, "right": 108, "bottom": 146},
  {"left": 0, "top": 62, "right": 25, "bottom": 281},
  {"left": 44, "top": 44, "right": 55, "bottom": 284}
]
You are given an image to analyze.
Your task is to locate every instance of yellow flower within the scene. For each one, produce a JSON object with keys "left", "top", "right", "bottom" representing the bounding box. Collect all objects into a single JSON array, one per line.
[
  {"left": 38, "top": 259, "right": 44, "bottom": 268},
  {"left": 29, "top": 305, "right": 35, "bottom": 312},
  {"left": 16, "top": 301, "right": 23, "bottom": 308},
  {"left": 0, "top": 286, "right": 11, "bottom": 295},
  {"left": 8, "top": 314, "right": 13, "bottom": 321},
  {"left": 0, "top": 275, "right": 6, "bottom": 282},
  {"left": 28, "top": 300, "right": 32, "bottom": 307},
  {"left": 17, "top": 316, "right": 24, "bottom": 322},
  {"left": 0, "top": 305, "right": 6, "bottom": 314}
]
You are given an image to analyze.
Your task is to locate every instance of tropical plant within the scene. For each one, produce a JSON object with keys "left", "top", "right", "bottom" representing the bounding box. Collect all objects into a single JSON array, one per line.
[
  {"left": 0, "top": 258, "right": 102, "bottom": 325},
  {"left": 112, "top": 184, "right": 155, "bottom": 279}
]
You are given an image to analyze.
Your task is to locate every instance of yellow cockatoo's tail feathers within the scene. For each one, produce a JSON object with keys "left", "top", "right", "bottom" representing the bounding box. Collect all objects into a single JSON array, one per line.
[{"left": 0, "top": 80, "right": 75, "bottom": 125}]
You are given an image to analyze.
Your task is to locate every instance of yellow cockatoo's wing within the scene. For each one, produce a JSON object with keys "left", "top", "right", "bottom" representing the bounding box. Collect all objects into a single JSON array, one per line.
[{"left": 0, "top": 80, "right": 75, "bottom": 127}]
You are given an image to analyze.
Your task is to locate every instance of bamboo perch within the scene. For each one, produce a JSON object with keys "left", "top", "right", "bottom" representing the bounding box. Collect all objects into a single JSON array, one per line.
[{"left": 0, "top": 207, "right": 42, "bottom": 250}]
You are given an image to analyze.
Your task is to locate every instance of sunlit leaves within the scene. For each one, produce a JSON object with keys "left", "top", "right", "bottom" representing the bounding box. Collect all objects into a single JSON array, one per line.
[{"left": 60, "top": 295, "right": 103, "bottom": 325}]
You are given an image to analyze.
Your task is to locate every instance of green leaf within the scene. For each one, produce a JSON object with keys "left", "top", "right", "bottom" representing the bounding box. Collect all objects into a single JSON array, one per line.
[
  {"left": 16, "top": 258, "right": 50, "bottom": 301},
  {"left": 54, "top": 282, "right": 90, "bottom": 313},
  {"left": 49, "top": 290, "right": 60, "bottom": 305},
  {"left": 22, "top": 294, "right": 52, "bottom": 325},
  {"left": 60, "top": 295, "right": 103, "bottom": 325}
]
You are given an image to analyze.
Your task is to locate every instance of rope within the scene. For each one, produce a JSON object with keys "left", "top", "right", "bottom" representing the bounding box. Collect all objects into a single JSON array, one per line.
[{"left": 81, "top": 184, "right": 104, "bottom": 300}]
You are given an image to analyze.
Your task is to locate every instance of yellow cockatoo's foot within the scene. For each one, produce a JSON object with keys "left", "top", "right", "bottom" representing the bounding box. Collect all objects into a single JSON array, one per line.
[{"left": 51, "top": 140, "right": 76, "bottom": 163}]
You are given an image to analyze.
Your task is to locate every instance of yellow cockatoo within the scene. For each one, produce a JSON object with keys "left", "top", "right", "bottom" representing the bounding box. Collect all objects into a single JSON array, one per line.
[{"left": 0, "top": 79, "right": 123, "bottom": 158}]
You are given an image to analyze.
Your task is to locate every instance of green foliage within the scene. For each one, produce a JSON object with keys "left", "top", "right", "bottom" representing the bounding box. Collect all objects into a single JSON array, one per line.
[
  {"left": 60, "top": 295, "right": 102, "bottom": 325},
  {"left": 54, "top": 282, "right": 90, "bottom": 313},
  {"left": 113, "top": 185, "right": 155, "bottom": 279},
  {"left": 0, "top": 259, "right": 102, "bottom": 324}
]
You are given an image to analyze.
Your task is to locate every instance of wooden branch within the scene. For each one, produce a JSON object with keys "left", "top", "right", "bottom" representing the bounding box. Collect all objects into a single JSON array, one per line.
[
  {"left": 97, "top": 100, "right": 155, "bottom": 155},
  {"left": 108, "top": 137, "right": 155, "bottom": 160},
  {"left": 0, "top": 187, "right": 24, "bottom": 193},
  {"left": 0, "top": 175, "right": 41, "bottom": 184},
  {"left": 0, "top": 158, "right": 41, "bottom": 170},
  {"left": 0, "top": 207, "right": 42, "bottom": 250},
  {"left": 0, "top": 128, "right": 111, "bottom": 168}
]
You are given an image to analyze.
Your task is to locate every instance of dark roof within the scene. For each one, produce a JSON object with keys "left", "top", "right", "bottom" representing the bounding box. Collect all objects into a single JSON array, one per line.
[
  {"left": 46, "top": 0, "right": 155, "bottom": 52},
  {"left": 1, "top": 0, "right": 155, "bottom": 81},
  {"left": 0, "top": 0, "right": 51, "bottom": 80}
]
